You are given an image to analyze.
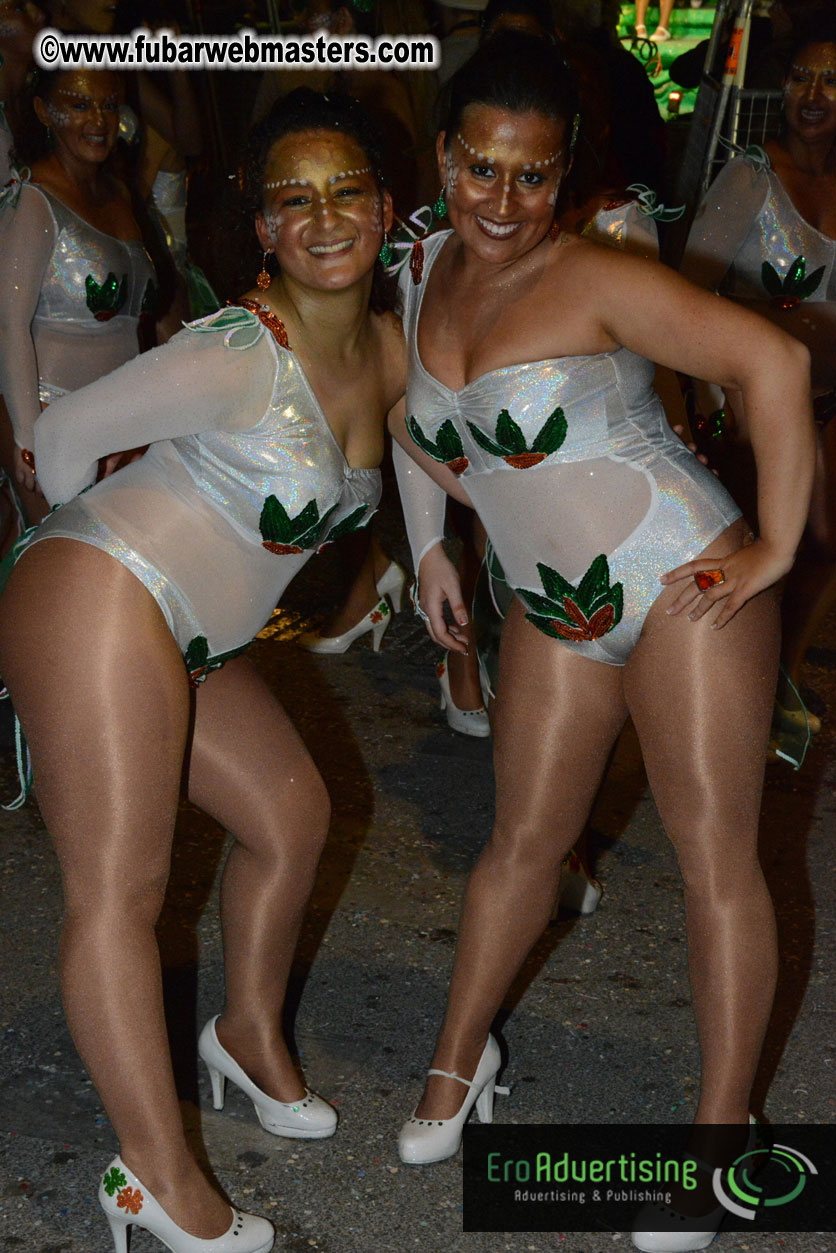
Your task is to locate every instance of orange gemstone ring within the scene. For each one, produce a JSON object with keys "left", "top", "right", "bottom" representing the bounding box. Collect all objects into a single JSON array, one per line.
[
  {"left": 20, "top": 448, "right": 35, "bottom": 472},
  {"left": 694, "top": 568, "right": 725, "bottom": 592}
]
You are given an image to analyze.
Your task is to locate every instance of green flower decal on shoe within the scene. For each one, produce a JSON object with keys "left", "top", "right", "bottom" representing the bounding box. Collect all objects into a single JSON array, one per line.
[
  {"left": 317, "top": 503, "right": 370, "bottom": 551},
  {"left": 761, "top": 256, "right": 825, "bottom": 309},
  {"left": 259, "top": 495, "right": 338, "bottom": 554},
  {"left": 184, "top": 636, "right": 251, "bottom": 687},
  {"left": 516, "top": 554, "right": 624, "bottom": 643},
  {"left": 85, "top": 272, "right": 127, "bottom": 321},
  {"left": 467, "top": 406, "right": 567, "bottom": 468},
  {"left": 406, "top": 416, "right": 468, "bottom": 475},
  {"left": 103, "top": 1166, "right": 127, "bottom": 1197}
]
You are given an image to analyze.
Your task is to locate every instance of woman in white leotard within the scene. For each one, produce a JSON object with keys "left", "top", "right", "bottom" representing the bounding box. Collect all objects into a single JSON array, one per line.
[
  {"left": 0, "top": 90, "right": 403, "bottom": 1253},
  {"left": 681, "top": 14, "right": 836, "bottom": 736},
  {"left": 389, "top": 34, "right": 813, "bottom": 1251},
  {"left": 0, "top": 67, "right": 156, "bottom": 527}
]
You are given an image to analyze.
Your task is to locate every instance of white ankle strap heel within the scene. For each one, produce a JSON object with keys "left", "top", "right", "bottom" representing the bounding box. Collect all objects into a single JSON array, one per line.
[{"left": 398, "top": 1034, "right": 509, "bottom": 1165}]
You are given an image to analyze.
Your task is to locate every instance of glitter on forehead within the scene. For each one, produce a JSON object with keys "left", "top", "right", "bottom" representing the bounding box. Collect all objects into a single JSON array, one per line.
[{"left": 455, "top": 133, "right": 563, "bottom": 170}]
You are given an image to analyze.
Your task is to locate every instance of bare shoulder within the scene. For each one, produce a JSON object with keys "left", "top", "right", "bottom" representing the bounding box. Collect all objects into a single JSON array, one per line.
[
  {"left": 543, "top": 230, "right": 665, "bottom": 300},
  {"left": 373, "top": 307, "right": 407, "bottom": 402}
]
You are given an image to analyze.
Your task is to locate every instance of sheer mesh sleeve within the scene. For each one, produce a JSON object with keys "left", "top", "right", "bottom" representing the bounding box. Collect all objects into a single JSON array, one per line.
[
  {"left": 392, "top": 437, "right": 448, "bottom": 567},
  {"left": 34, "top": 316, "right": 276, "bottom": 505},
  {"left": 0, "top": 183, "right": 57, "bottom": 450},
  {"left": 680, "top": 156, "right": 770, "bottom": 290}
]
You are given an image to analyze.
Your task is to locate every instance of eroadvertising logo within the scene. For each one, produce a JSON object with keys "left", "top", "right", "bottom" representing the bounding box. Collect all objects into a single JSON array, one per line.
[
  {"left": 712, "top": 1142, "right": 818, "bottom": 1220},
  {"left": 462, "top": 1124, "right": 834, "bottom": 1234}
]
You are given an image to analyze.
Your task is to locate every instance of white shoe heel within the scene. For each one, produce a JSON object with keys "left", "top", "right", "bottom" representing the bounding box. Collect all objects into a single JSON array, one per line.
[
  {"left": 376, "top": 560, "right": 408, "bottom": 613},
  {"left": 98, "top": 1156, "right": 274, "bottom": 1253},
  {"left": 206, "top": 1062, "right": 226, "bottom": 1110},
  {"left": 398, "top": 1034, "right": 509, "bottom": 1165},
  {"left": 297, "top": 598, "right": 391, "bottom": 655},
  {"left": 198, "top": 1017, "right": 337, "bottom": 1139}
]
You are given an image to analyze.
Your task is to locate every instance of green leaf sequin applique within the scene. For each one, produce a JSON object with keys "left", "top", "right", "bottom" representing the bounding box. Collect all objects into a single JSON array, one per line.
[
  {"left": 102, "top": 1167, "right": 127, "bottom": 1197},
  {"left": 516, "top": 554, "right": 624, "bottom": 643},
  {"left": 318, "top": 503, "right": 370, "bottom": 550},
  {"left": 467, "top": 406, "right": 567, "bottom": 468},
  {"left": 184, "top": 636, "right": 252, "bottom": 687},
  {"left": 259, "top": 495, "right": 339, "bottom": 554},
  {"left": 761, "top": 256, "right": 825, "bottom": 308},
  {"left": 85, "top": 272, "right": 127, "bottom": 321},
  {"left": 406, "top": 416, "right": 468, "bottom": 475}
]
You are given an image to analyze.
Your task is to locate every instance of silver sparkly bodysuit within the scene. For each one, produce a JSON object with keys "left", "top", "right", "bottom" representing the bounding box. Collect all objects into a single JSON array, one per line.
[
  {"left": 25, "top": 305, "right": 380, "bottom": 678},
  {"left": 0, "top": 181, "right": 156, "bottom": 449},
  {"left": 399, "top": 231, "right": 741, "bottom": 665},
  {"left": 682, "top": 152, "right": 836, "bottom": 302}
]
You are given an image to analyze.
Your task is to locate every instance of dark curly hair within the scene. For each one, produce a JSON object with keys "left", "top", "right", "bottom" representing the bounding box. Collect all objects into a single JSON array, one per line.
[{"left": 236, "top": 88, "right": 396, "bottom": 313}]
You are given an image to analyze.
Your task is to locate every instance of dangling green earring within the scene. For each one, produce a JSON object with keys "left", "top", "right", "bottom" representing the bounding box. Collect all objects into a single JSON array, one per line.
[
  {"left": 378, "top": 232, "right": 393, "bottom": 266},
  {"left": 433, "top": 188, "right": 447, "bottom": 219}
]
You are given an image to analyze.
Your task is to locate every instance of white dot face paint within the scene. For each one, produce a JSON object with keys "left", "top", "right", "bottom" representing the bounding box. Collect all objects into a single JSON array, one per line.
[
  {"left": 443, "top": 104, "right": 568, "bottom": 257},
  {"left": 259, "top": 129, "right": 387, "bottom": 292},
  {"left": 41, "top": 72, "right": 121, "bottom": 162}
]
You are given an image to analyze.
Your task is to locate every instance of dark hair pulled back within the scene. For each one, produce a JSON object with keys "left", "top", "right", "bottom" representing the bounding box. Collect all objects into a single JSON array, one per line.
[
  {"left": 441, "top": 32, "right": 580, "bottom": 150},
  {"left": 784, "top": 9, "right": 836, "bottom": 72}
]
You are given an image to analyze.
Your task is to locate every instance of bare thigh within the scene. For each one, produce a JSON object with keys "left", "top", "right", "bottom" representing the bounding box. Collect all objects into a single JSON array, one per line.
[
  {"left": 0, "top": 539, "right": 190, "bottom": 891},
  {"left": 491, "top": 597, "right": 628, "bottom": 856},
  {"left": 625, "top": 519, "right": 779, "bottom": 866},
  {"left": 187, "top": 655, "right": 331, "bottom": 856}
]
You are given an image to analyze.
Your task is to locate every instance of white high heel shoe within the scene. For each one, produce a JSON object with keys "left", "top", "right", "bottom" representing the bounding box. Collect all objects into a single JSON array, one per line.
[
  {"left": 98, "top": 1156, "right": 274, "bottom": 1253},
  {"left": 437, "top": 652, "right": 491, "bottom": 738},
  {"left": 398, "top": 1034, "right": 509, "bottom": 1165},
  {"left": 198, "top": 1017, "right": 337, "bottom": 1139},
  {"left": 631, "top": 1116, "right": 758, "bottom": 1251},
  {"left": 297, "top": 598, "right": 391, "bottom": 654},
  {"left": 375, "top": 560, "right": 408, "bottom": 612}
]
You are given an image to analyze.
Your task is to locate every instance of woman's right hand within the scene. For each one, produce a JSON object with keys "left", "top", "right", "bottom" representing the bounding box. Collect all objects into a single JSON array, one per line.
[
  {"left": 14, "top": 445, "right": 43, "bottom": 496},
  {"left": 417, "top": 543, "right": 470, "bottom": 653}
]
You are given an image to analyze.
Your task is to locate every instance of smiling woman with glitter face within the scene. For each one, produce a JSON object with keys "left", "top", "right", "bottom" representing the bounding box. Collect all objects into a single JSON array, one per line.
[
  {"left": 0, "top": 67, "right": 156, "bottom": 529},
  {"left": 0, "top": 89, "right": 403, "bottom": 1253},
  {"left": 682, "top": 10, "right": 836, "bottom": 750},
  {"left": 390, "top": 33, "right": 814, "bottom": 1249}
]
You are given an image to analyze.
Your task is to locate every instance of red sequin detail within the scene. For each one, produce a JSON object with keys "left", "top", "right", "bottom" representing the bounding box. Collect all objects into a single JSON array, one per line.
[
  {"left": 410, "top": 240, "right": 425, "bottom": 285},
  {"left": 233, "top": 298, "right": 291, "bottom": 350},
  {"left": 551, "top": 600, "right": 615, "bottom": 642}
]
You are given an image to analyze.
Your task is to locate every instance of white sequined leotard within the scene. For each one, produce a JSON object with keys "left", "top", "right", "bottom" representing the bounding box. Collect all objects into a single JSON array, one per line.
[
  {"left": 0, "top": 180, "right": 156, "bottom": 449},
  {"left": 682, "top": 152, "right": 836, "bottom": 302},
  {"left": 398, "top": 231, "right": 741, "bottom": 665},
  {"left": 23, "top": 305, "right": 381, "bottom": 679}
]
